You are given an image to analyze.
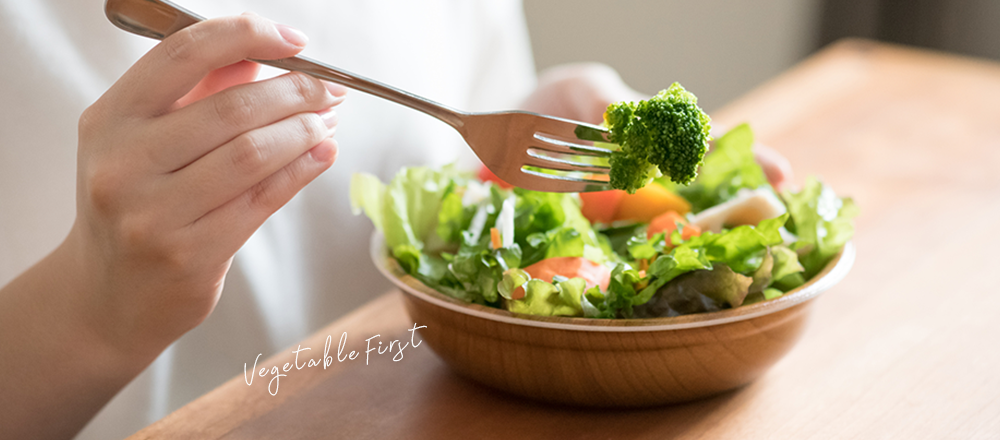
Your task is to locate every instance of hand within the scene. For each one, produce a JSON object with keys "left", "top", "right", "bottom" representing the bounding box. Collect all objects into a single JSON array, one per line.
[
  {"left": 519, "top": 62, "right": 645, "bottom": 125},
  {"left": 67, "top": 14, "right": 347, "bottom": 355},
  {"left": 520, "top": 63, "right": 793, "bottom": 191},
  {"left": 752, "top": 142, "right": 794, "bottom": 192},
  {"left": 1, "top": 14, "right": 348, "bottom": 438}
]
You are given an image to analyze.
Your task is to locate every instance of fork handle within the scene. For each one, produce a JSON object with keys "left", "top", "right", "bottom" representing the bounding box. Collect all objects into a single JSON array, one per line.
[
  {"left": 104, "top": 0, "right": 467, "bottom": 128},
  {"left": 263, "top": 56, "right": 466, "bottom": 127}
]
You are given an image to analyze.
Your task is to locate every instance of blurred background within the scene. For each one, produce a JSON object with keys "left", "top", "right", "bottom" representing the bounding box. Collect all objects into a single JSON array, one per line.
[{"left": 523, "top": 0, "right": 1000, "bottom": 112}]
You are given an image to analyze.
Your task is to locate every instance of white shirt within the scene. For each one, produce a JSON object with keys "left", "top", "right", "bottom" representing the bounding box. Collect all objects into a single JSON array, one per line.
[{"left": 0, "top": 0, "right": 535, "bottom": 437}]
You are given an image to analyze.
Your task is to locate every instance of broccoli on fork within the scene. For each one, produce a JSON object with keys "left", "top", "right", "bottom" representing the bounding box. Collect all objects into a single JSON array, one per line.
[{"left": 604, "top": 83, "right": 711, "bottom": 193}]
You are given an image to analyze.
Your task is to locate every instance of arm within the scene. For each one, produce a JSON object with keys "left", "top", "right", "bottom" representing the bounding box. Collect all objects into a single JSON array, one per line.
[{"left": 0, "top": 15, "right": 345, "bottom": 439}]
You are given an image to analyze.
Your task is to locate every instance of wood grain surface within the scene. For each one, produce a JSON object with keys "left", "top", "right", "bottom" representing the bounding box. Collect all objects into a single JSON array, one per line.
[{"left": 129, "top": 39, "right": 1000, "bottom": 439}]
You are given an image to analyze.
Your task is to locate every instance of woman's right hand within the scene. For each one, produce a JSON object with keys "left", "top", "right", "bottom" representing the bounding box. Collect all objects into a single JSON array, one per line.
[
  {"left": 0, "top": 14, "right": 348, "bottom": 438},
  {"left": 69, "top": 13, "right": 345, "bottom": 358}
]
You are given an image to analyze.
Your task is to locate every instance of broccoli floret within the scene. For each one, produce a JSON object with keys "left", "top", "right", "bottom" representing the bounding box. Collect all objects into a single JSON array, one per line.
[{"left": 605, "top": 83, "right": 711, "bottom": 193}]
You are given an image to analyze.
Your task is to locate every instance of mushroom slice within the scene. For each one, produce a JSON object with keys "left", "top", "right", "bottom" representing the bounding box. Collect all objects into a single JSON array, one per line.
[{"left": 690, "top": 188, "right": 786, "bottom": 233}]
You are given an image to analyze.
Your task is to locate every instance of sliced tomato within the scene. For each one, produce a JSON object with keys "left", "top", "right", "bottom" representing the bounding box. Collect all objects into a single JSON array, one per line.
[
  {"left": 647, "top": 210, "right": 701, "bottom": 241},
  {"left": 478, "top": 164, "right": 512, "bottom": 189},
  {"left": 522, "top": 257, "right": 611, "bottom": 291}
]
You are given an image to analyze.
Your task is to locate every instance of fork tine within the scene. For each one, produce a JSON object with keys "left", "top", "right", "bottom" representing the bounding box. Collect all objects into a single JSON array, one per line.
[
  {"left": 517, "top": 169, "right": 611, "bottom": 193},
  {"left": 532, "top": 134, "right": 613, "bottom": 157},
  {"left": 532, "top": 115, "right": 612, "bottom": 143},
  {"left": 523, "top": 151, "right": 610, "bottom": 174}
]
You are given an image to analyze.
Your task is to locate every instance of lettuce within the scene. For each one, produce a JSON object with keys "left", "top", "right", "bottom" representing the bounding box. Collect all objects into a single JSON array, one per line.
[
  {"left": 626, "top": 232, "right": 666, "bottom": 260},
  {"left": 445, "top": 232, "right": 523, "bottom": 304},
  {"left": 748, "top": 249, "right": 775, "bottom": 294},
  {"left": 783, "top": 177, "right": 858, "bottom": 277},
  {"left": 514, "top": 190, "right": 609, "bottom": 266},
  {"left": 770, "top": 245, "right": 806, "bottom": 291},
  {"left": 350, "top": 173, "right": 386, "bottom": 231},
  {"left": 677, "top": 213, "right": 787, "bottom": 274},
  {"left": 660, "top": 264, "right": 754, "bottom": 314},
  {"left": 350, "top": 166, "right": 465, "bottom": 257},
  {"left": 505, "top": 277, "right": 588, "bottom": 317},
  {"left": 351, "top": 167, "right": 612, "bottom": 307},
  {"left": 602, "top": 214, "right": 787, "bottom": 317},
  {"left": 435, "top": 189, "right": 471, "bottom": 244},
  {"left": 352, "top": 161, "right": 854, "bottom": 320},
  {"left": 600, "top": 264, "right": 646, "bottom": 318},
  {"left": 669, "top": 123, "right": 770, "bottom": 212}
]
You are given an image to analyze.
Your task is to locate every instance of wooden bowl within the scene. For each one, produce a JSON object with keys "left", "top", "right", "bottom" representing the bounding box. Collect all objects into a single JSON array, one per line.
[{"left": 371, "top": 233, "right": 855, "bottom": 407}]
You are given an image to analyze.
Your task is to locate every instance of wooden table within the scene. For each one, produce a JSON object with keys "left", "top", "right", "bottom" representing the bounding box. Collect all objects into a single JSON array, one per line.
[{"left": 129, "top": 39, "right": 1000, "bottom": 439}]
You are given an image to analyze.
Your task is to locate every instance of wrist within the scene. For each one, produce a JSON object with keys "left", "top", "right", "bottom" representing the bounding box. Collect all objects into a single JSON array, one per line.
[
  {"left": 56, "top": 224, "right": 169, "bottom": 370},
  {"left": 0, "top": 226, "right": 159, "bottom": 438}
]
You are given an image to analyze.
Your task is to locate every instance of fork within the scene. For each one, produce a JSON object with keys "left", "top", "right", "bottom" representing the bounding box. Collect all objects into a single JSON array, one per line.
[{"left": 104, "top": 0, "right": 614, "bottom": 192}]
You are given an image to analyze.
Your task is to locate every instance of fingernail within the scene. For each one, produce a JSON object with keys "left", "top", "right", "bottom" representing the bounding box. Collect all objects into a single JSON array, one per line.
[
  {"left": 319, "top": 109, "right": 338, "bottom": 130},
  {"left": 310, "top": 140, "right": 337, "bottom": 163},
  {"left": 275, "top": 24, "right": 308, "bottom": 47},
  {"left": 324, "top": 82, "right": 348, "bottom": 98}
]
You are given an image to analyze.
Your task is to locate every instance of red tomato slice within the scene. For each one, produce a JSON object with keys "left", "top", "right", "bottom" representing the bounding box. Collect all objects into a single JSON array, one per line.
[
  {"left": 647, "top": 210, "right": 701, "bottom": 241},
  {"left": 579, "top": 190, "right": 625, "bottom": 224},
  {"left": 522, "top": 257, "right": 611, "bottom": 291},
  {"left": 478, "top": 164, "right": 512, "bottom": 189}
]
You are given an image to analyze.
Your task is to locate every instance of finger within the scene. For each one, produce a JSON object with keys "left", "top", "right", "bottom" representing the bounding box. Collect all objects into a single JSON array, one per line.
[
  {"left": 149, "top": 72, "right": 345, "bottom": 171},
  {"left": 175, "top": 60, "right": 261, "bottom": 108},
  {"left": 106, "top": 14, "right": 308, "bottom": 116},
  {"left": 162, "top": 109, "right": 337, "bottom": 223},
  {"left": 753, "top": 143, "right": 794, "bottom": 192},
  {"left": 186, "top": 138, "right": 338, "bottom": 258}
]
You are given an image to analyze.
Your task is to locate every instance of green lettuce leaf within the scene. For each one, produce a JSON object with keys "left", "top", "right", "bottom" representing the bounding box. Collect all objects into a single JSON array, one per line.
[
  {"left": 626, "top": 233, "right": 667, "bottom": 261},
  {"left": 435, "top": 188, "right": 472, "bottom": 244},
  {"left": 783, "top": 177, "right": 858, "bottom": 277},
  {"left": 770, "top": 245, "right": 805, "bottom": 281},
  {"left": 514, "top": 189, "right": 610, "bottom": 266},
  {"left": 606, "top": 214, "right": 787, "bottom": 317},
  {"left": 601, "top": 264, "right": 645, "bottom": 317},
  {"left": 349, "top": 173, "right": 386, "bottom": 231},
  {"left": 677, "top": 213, "right": 787, "bottom": 274},
  {"left": 747, "top": 249, "right": 774, "bottom": 294},
  {"left": 635, "top": 246, "right": 714, "bottom": 305},
  {"left": 350, "top": 165, "right": 465, "bottom": 256},
  {"left": 668, "top": 123, "right": 770, "bottom": 212},
  {"left": 769, "top": 245, "right": 806, "bottom": 291},
  {"left": 666, "top": 263, "right": 752, "bottom": 311},
  {"left": 505, "top": 277, "right": 587, "bottom": 317}
]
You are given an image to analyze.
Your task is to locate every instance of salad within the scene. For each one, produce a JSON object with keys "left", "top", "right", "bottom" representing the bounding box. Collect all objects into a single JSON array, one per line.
[{"left": 351, "top": 122, "right": 856, "bottom": 319}]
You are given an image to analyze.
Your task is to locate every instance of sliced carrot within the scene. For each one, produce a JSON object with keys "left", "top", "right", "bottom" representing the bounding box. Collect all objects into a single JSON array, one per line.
[
  {"left": 635, "top": 276, "right": 649, "bottom": 290},
  {"left": 490, "top": 227, "right": 502, "bottom": 249},
  {"left": 579, "top": 189, "right": 626, "bottom": 224}
]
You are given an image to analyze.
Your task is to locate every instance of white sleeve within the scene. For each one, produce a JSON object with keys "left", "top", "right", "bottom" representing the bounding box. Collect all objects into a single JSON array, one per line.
[{"left": 462, "top": 0, "right": 538, "bottom": 112}]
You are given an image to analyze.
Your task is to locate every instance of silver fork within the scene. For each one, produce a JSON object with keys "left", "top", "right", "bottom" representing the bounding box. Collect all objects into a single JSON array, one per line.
[{"left": 105, "top": 0, "right": 613, "bottom": 192}]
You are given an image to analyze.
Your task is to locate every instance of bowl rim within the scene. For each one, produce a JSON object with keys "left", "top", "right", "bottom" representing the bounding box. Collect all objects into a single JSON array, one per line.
[{"left": 371, "top": 232, "right": 854, "bottom": 332}]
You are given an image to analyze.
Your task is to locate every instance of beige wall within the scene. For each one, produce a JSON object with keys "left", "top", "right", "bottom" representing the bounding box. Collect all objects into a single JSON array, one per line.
[
  {"left": 938, "top": 0, "right": 1000, "bottom": 60},
  {"left": 523, "top": 0, "right": 823, "bottom": 112}
]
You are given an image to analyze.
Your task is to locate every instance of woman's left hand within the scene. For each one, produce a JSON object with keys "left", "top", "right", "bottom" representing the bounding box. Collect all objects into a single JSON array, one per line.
[{"left": 519, "top": 62, "right": 644, "bottom": 125}]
